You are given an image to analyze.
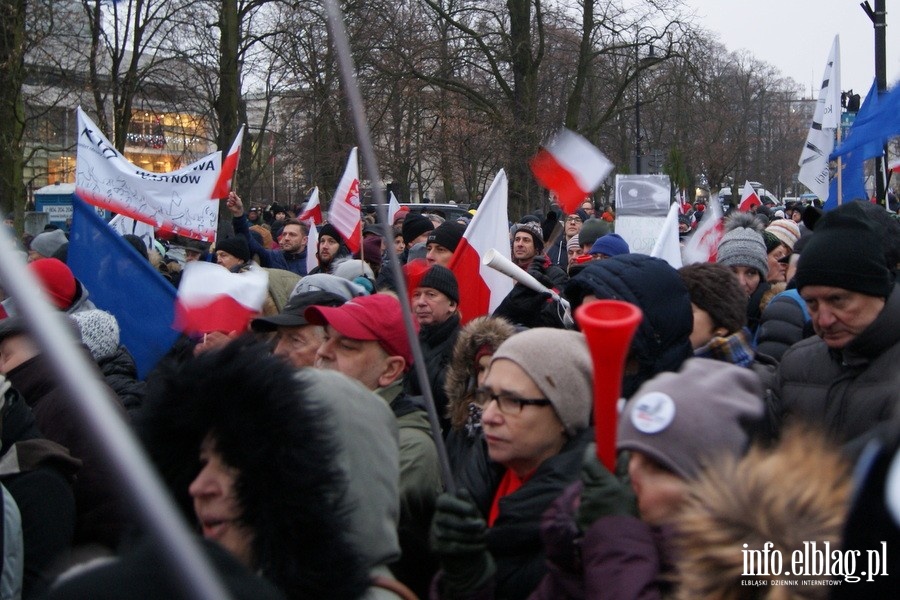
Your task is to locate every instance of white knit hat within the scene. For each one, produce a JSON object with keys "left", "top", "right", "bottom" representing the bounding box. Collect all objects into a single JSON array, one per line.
[
  {"left": 70, "top": 310, "right": 120, "bottom": 360},
  {"left": 765, "top": 219, "right": 801, "bottom": 251}
]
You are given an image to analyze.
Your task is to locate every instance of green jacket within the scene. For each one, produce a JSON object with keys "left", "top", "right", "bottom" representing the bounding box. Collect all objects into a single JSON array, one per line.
[{"left": 378, "top": 380, "right": 442, "bottom": 597}]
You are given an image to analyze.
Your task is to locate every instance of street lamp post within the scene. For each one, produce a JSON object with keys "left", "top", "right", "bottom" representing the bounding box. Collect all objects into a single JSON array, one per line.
[
  {"left": 634, "top": 44, "right": 656, "bottom": 175},
  {"left": 862, "top": 0, "right": 888, "bottom": 203}
]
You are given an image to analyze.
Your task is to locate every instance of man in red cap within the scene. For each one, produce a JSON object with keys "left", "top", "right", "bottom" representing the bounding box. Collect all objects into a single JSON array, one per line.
[{"left": 305, "top": 294, "right": 441, "bottom": 597}]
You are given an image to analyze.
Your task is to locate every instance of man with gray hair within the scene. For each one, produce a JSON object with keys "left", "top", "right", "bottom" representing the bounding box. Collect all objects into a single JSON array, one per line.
[{"left": 772, "top": 202, "right": 900, "bottom": 443}]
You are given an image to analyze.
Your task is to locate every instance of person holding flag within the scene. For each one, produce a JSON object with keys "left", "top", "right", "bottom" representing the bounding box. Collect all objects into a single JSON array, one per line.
[{"left": 227, "top": 192, "right": 309, "bottom": 276}]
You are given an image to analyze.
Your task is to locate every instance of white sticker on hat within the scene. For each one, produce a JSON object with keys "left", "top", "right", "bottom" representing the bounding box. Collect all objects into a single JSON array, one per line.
[{"left": 630, "top": 392, "right": 676, "bottom": 434}]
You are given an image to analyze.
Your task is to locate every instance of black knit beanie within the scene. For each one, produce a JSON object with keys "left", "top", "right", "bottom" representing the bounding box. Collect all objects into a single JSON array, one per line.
[
  {"left": 795, "top": 202, "right": 893, "bottom": 298},
  {"left": 216, "top": 236, "right": 250, "bottom": 262},
  {"left": 427, "top": 222, "right": 466, "bottom": 252},
  {"left": 417, "top": 265, "right": 459, "bottom": 303},
  {"left": 318, "top": 223, "right": 345, "bottom": 247},
  {"left": 402, "top": 214, "right": 434, "bottom": 245}
]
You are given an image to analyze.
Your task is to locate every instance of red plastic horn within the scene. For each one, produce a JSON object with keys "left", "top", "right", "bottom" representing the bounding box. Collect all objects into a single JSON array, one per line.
[{"left": 575, "top": 300, "right": 643, "bottom": 472}]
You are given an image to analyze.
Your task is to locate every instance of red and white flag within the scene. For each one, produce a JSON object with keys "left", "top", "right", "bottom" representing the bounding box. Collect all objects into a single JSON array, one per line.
[
  {"left": 682, "top": 197, "right": 725, "bottom": 264},
  {"left": 448, "top": 170, "right": 514, "bottom": 324},
  {"left": 530, "top": 128, "right": 613, "bottom": 214},
  {"left": 305, "top": 218, "right": 319, "bottom": 274},
  {"left": 174, "top": 261, "right": 268, "bottom": 334},
  {"left": 328, "top": 147, "right": 362, "bottom": 253},
  {"left": 298, "top": 187, "right": 323, "bottom": 225},
  {"left": 212, "top": 126, "right": 245, "bottom": 200},
  {"left": 738, "top": 180, "right": 761, "bottom": 212}
]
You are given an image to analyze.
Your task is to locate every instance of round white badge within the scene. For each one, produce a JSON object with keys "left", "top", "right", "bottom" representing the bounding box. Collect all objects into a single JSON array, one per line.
[{"left": 630, "top": 391, "right": 676, "bottom": 434}]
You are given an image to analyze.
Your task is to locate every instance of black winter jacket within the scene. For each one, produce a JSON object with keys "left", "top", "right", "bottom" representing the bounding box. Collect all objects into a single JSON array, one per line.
[
  {"left": 404, "top": 313, "right": 461, "bottom": 433},
  {"left": 97, "top": 345, "right": 146, "bottom": 416},
  {"left": 771, "top": 284, "right": 900, "bottom": 442},
  {"left": 457, "top": 428, "right": 593, "bottom": 600}
]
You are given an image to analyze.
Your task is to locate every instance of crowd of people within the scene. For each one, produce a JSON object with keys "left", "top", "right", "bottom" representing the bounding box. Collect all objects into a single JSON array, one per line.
[{"left": 0, "top": 191, "right": 898, "bottom": 599}]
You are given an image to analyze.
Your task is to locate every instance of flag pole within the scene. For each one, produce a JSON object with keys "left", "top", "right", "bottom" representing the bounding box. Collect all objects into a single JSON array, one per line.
[
  {"left": 836, "top": 122, "right": 843, "bottom": 206},
  {"left": 323, "top": 0, "right": 456, "bottom": 494},
  {"left": 0, "top": 226, "right": 232, "bottom": 600}
]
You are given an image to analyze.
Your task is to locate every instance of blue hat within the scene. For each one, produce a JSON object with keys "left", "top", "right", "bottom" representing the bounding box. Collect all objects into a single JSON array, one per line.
[{"left": 589, "top": 233, "right": 630, "bottom": 257}]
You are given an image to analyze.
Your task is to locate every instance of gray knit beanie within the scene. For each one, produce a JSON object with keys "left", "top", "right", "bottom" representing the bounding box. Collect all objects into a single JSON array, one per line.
[
  {"left": 716, "top": 213, "right": 768, "bottom": 279},
  {"left": 70, "top": 309, "right": 120, "bottom": 360},
  {"left": 490, "top": 328, "right": 592, "bottom": 436},
  {"left": 578, "top": 218, "right": 613, "bottom": 250},
  {"left": 617, "top": 358, "right": 764, "bottom": 480},
  {"left": 30, "top": 229, "right": 69, "bottom": 258}
]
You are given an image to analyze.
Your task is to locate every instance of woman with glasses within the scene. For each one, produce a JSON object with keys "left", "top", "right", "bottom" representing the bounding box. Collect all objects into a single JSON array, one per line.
[{"left": 430, "top": 328, "right": 594, "bottom": 599}]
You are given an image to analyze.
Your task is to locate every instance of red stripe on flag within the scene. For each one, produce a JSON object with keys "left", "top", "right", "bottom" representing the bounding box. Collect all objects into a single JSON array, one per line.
[
  {"left": 450, "top": 238, "right": 492, "bottom": 325},
  {"left": 174, "top": 296, "right": 258, "bottom": 334},
  {"left": 530, "top": 150, "right": 587, "bottom": 214}
]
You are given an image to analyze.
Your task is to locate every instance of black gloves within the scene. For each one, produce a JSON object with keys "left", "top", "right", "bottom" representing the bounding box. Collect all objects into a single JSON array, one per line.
[
  {"left": 430, "top": 490, "right": 496, "bottom": 597},
  {"left": 576, "top": 444, "right": 638, "bottom": 531}
]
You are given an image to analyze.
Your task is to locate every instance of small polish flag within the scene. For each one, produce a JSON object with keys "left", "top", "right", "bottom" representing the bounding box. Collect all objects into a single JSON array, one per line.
[
  {"left": 682, "top": 198, "right": 725, "bottom": 264},
  {"left": 738, "top": 180, "right": 762, "bottom": 212},
  {"left": 298, "top": 187, "right": 323, "bottom": 225},
  {"left": 212, "top": 126, "right": 245, "bottom": 200},
  {"left": 174, "top": 261, "right": 268, "bottom": 334},
  {"left": 530, "top": 128, "right": 614, "bottom": 214},
  {"left": 448, "top": 170, "right": 514, "bottom": 324},
  {"left": 305, "top": 218, "right": 319, "bottom": 274},
  {"left": 328, "top": 147, "right": 362, "bottom": 254}
]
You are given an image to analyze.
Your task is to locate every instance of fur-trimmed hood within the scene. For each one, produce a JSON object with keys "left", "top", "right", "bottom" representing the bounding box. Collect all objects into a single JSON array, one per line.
[
  {"left": 138, "top": 338, "right": 368, "bottom": 600},
  {"left": 443, "top": 316, "right": 516, "bottom": 429},
  {"left": 675, "top": 428, "right": 851, "bottom": 598}
]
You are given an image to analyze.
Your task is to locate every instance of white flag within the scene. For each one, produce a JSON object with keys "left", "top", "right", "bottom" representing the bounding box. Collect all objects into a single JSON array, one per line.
[
  {"left": 798, "top": 36, "right": 841, "bottom": 202},
  {"left": 650, "top": 203, "right": 683, "bottom": 269},
  {"left": 305, "top": 218, "right": 319, "bottom": 274}
]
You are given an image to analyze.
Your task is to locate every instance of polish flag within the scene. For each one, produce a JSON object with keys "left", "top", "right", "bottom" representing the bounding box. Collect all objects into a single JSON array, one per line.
[
  {"left": 448, "top": 170, "right": 514, "bottom": 324},
  {"left": 682, "top": 197, "right": 725, "bottom": 264},
  {"left": 174, "top": 261, "right": 268, "bottom": 334},
  {"left": 530, "top": 128, "right": 614, "bottom": 214},
  {"left": 738, "top": 180, "right": 762, "bottom": 212},
  {"left": 328, "top": 147, "right": 362, "bottom": 253},
  {"left": 305, "top": 218, "right": 319, "bottom": 274},
  {"left": 650, "top": 203, "right": 683, "bottom": 269},
  {"left": 298, "top": 187, "right": 323, "bottom": 225},
  {"left": 211, "top": 126, "right": 245, "bottom": 199}
]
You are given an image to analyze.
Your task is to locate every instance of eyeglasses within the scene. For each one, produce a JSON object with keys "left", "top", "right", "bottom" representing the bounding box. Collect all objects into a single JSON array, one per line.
[
  {"left": 473, "top": 388, "right": 552, "bottom": 415},
  {"left": 565, "top": 216, "right": 583, "bottom": 223}
]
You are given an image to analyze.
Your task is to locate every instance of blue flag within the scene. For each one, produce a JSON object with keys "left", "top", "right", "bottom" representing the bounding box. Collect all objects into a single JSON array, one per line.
[
  {"left": 831, "top": 82, "right": 900, "bottom": 159},
  {"left": 68, "top": 197, "right": 179, "bottom": 378}
]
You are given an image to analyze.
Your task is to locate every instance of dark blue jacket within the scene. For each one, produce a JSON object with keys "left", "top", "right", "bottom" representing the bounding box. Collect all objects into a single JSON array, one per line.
[{"left": 233, "top": 215, "right": 307, "bottom": 276}]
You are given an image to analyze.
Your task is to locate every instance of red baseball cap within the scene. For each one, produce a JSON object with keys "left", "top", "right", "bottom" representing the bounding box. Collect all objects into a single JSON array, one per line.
[{"left": 304, "top": 294, "right": 414, "bottom": 367}]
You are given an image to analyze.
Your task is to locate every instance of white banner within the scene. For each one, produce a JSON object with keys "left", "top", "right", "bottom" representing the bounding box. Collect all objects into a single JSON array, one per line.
[
  {"left": 75, "top": 107, "right": 222, "bottom": 241},
  {"left": 798, "top": 36, "right": 840, "bottom": 202}
]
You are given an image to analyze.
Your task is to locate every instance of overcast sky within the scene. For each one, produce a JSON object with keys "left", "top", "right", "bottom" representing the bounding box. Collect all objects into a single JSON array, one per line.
[{"left": 684, "top": 0, "right": 899, "bottom": 101}]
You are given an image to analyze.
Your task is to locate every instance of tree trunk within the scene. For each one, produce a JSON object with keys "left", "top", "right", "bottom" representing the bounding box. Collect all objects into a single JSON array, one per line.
[
  {"left": 0, "top": 0, "right": 27, "bottom": 234},
  {"left": 506, "top": 0, "right": 540, "bottom": 218},
  {"left": 216, "top": 0, "right": 240, "bottom": 235}
]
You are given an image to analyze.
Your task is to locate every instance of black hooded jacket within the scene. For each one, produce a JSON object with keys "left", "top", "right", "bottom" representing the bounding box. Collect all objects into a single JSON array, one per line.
[{"left": 565, "top": 254, "right": 694, "bottom": 397}]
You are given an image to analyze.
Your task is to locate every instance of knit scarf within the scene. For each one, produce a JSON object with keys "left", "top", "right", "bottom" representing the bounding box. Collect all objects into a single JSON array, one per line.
[{"left": 694, "top": 328, "right": 756, "bottom": 368}]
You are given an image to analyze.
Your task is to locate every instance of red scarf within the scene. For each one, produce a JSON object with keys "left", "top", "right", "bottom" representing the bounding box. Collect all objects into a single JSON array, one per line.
[{"left": 488, "top": 468, "right": 533, "bottom": 526}]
